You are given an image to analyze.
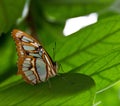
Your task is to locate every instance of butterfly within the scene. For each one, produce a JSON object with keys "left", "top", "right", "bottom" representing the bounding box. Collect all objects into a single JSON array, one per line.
[{"left": 12, "top": 29, "right": 57, "bottom": 85}]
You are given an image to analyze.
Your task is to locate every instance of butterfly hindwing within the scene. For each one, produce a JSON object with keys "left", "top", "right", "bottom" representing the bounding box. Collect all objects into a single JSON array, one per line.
[{"left": 12, "top": 29, "right": 57, "bottom": 84}]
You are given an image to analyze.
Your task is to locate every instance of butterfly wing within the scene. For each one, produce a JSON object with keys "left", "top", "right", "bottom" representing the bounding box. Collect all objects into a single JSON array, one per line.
[{"left": 12, "top": 29, "right": 57, "bottom": 84}]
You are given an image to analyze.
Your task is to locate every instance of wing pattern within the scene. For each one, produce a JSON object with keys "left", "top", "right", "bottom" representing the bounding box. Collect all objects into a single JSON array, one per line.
[{"left": 12, "top": 29, "right": 57, "bottom": 84}]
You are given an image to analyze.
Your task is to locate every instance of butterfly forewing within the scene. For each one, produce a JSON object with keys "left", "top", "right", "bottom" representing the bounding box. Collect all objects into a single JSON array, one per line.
[{"left": 12, "top": 29, "right": 57, "bottom": 84}]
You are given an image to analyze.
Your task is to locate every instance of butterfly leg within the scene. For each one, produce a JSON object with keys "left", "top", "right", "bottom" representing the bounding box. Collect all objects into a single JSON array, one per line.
[
  {"left": 58, "top": 63, "right": 64, "bottom": 73},
  {"left": 47, "top": 80, "right": 52, "bottom": 88}
]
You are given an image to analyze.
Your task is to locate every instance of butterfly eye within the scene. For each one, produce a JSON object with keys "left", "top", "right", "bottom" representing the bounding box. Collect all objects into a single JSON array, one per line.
[
  {"left": 39, "top": 46, "right": 43, "bottom": 55},
  {"left": 39, "top": 47, "right": 43, "bottom": 56}
]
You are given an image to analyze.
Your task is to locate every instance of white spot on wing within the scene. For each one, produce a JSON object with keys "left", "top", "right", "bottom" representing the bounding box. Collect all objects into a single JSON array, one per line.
[
  {"left": 16, "top": 31, "right": 23, "bottom": 37},
  {"left": 25, "top": 58, "right": 31, "bottom": 61},
  {"left": 36, "top": 58, "right": 47, "bottom": 81},
  {"left": 29, "top": 53, "right": 41, "bottom": 57},
  {"left": 24, "top": 71, "right": 33, "bottom": 76},
  {"left": 31, "top": 42, "right": 39, "bottom": 47},
  {"left": 27, "top": 74, "right": 36, "bottom": 80},
  {"left": 23, "top": 63, "right": 31, "bottom": 67},
  {"left": 32, "top": 79, "right": 37, "bottom": 84},
  {"left": 44, "top": 55, "right": 51, "bottom": 65},
  {"left": 23, "top": 45, "right": 35, "bottom": 50},
  {"left": 20, "top": 51, "right": 24, "bottom": 55},
  {"left": 44, "top": 55, "right": 56, "bottom": 76},
  {"left": 22, "top": 67, "right": 28, "bottom": 71},
  {"left": 51, "top": 69, "right": 56, "bottom": 76},
  {"left": 22, "top": 36, "right": 33, "bottom": 42},
  {"left": 24, "top": 60, "right": 31, "bottom": 64}
]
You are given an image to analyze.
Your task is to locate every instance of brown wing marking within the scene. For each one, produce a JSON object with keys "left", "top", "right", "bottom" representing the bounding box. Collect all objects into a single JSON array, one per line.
[{"left": 12, "top": 29, "right": 57, "bottom": 84}]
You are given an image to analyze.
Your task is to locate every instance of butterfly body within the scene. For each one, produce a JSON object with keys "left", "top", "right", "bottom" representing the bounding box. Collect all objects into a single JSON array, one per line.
[{"left": 12, "top": 29, "right": 57, "bottom": 84}]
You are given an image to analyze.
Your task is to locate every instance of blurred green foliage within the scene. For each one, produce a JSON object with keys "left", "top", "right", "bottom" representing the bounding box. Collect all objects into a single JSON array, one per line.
[{"left": 0, "top": 0, "right": 120, "bottom": 106}]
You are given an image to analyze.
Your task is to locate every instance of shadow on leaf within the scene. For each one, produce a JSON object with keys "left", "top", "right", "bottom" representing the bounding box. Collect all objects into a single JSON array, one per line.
[{"left": 0, "top": 73, "right": 95, "bottom": 105}]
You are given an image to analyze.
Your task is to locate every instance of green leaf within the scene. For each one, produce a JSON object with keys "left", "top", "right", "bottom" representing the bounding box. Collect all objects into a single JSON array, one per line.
[
  {"left": 52, "top": 15, "right": 120, "bottom": 91},
  {"left": 28, "top": 0, "right": 118, "bottom": 46},
  {"left": 0, "top": 0, "right": 26, "bottom": 34},
  {"left": 37, "top": 0, "right": 114, "bottom": 22},
  {"left": 0, "top": 33, "right": 17, "bottom": 84},
  {"left": 36, "top": 22, "right": 64, "bottom": 46},
  {"left": 95, "top": 81, "right": 120, "bottom": 106},
  {"left": 1, "top": 1, "right": 120, "bottom": 105},
  {"left": 0, "top": 34, "right": 16, "bottom": 74},
  {"left": 0, "top": 73, "right": 95, "bottom": 106}
]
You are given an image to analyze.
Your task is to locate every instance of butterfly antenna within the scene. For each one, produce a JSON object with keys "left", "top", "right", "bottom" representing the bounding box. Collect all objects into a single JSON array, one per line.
[{"left": 53, "top": 42, "right": 56, "bottom": 61}]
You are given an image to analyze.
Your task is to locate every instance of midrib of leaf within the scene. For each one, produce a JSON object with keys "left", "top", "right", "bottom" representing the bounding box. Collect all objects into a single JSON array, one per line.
[
  {"left": 90, "top": 52, "right": 120, "bottom": 76},
  {"left": 76, "top": 44, "right": 120, "bottom": 91},
  {"left": 59, "top": 26, "right": 120, "bottom": 63},
  {"left": 56, "top": 16, "right": 120, "bottom": 68},
  {"left": 53, "top": 15, "right": 120, "bottom": 91}
]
